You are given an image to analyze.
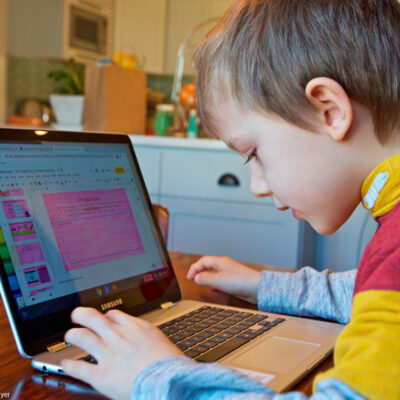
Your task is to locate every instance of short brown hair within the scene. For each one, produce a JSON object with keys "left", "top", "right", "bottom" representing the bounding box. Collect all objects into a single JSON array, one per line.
[{"left": 194, "top": 0, "right": 400, "bottom": 143}]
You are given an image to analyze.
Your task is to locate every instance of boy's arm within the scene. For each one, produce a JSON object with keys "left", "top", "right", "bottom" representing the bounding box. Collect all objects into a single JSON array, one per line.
[
  {"left": 132, "top": 355, "right": 365, "bottom": 400},
  {"left": 258, "top": 268, "right": 356, "bottom": 323}
]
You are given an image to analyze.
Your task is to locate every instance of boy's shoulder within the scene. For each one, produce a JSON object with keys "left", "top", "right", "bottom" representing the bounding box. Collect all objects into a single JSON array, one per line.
[{"left": 354, "top": 201, "right": 400, "bottom": 295}]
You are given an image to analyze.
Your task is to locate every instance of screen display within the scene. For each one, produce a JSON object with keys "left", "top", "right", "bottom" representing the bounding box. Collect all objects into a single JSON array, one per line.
[{"left": 0, "top": 138, "right": 176, "bottom": 326}]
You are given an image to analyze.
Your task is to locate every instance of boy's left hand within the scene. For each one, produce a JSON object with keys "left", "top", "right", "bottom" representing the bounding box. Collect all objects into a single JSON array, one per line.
[{"left": 61, "top": 307, "right": 183, "bottom": 400}]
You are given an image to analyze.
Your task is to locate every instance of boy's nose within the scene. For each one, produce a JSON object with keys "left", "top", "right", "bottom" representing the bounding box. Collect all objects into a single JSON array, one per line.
[{"left": 250, "top": 175, "right": 272, "bottom": 198}]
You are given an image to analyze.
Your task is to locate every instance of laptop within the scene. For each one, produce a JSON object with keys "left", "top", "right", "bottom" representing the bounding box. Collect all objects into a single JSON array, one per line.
[{"left": 0, "top": 128, "right": 342, "bottom": 393}]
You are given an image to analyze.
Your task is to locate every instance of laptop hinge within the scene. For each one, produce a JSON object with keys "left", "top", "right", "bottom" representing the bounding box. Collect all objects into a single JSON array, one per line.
[
  {"left": 47, "top": 341, "right": 70, "bottom": 353},
  {"left": 160, "top": 301, "right": 176, "bottom": 310}
]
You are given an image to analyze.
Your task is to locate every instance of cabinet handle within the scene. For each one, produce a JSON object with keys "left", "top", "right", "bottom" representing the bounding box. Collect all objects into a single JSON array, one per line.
[{"left": 218, "top": 173, "right": 240, "bottom": 187}]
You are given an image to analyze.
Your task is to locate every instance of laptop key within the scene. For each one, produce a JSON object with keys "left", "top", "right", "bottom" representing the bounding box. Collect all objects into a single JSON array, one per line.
[
  {"left": 170, "top": 333, "right": 186, "bottom": 341},
  {"left": 162, "top": 327, "right": 179, "bottom": 336},
  {"left": 246, "top": 314, "right": 267, "bottom": 323},
  {"left": 211, "top": 315, "right": 228, "bottom": 321},
  {"left": 246, "top": 329, "right": 264, "bottom": 336},
  {"left": 214, "top": 322, "right": 231, "bottom": 329},
  {"left": 225, "top": 317, "right": 242, "bottom": 324},
  {"left": 237, "top": 331, "right": 258, "bottom": 340},
  {"left": 199, "top": 340, "right": 218, "bottom": 349},
  {"left": 195, "top": 331, "right": 214, "bottom": 339},
  {"left": 180, "top": 338, "right": 198, "bottom": 347},
  {"left": 225, "top": 327, "right": 245, "bottom": 334},
  {"left": 209, "top": 307, "right": 224, "bottom": 312},
  {"left": 196, "top": 337, "right": 250, "bottom": 362},
  {"left": 170, "top": 322, "right": 188, "bottom": 330},
  {"left": 216, "top": 332, "right": 234, "bottom": 340},
  {"left": 236, "top": 321, "right": 255, "bottom": 328},
  {"left": 180, "top": 329, "right": 196, "bottom": 337},
  {"left": 204, "top": 327, "right": 224, "bottom": 334},
  {"left": 195, "top": 322, "right": 213, "bottom": 329},
  {"left": 184, "top": 349, "right": 202, "bottom": 358},
  {"left": 176, "top": 343, "right": 188, "bottom": 351},
  {"left": 236, "top": 312, "right": 252, "bottom": 318},
  {"left": 208, "top": 335, "right": 227, "bottom": 344},
  {"left": 190, "top": 334, "right": 208, "bottom": 342},
  {"left": 271, "top": 318, "right": 286, "bottom": 324},
  {"left": 185, "top": 325, "right": 203, "bottom": 333},
  {"left": 190, "top": 345, "right": 209, "bottom": 353}
]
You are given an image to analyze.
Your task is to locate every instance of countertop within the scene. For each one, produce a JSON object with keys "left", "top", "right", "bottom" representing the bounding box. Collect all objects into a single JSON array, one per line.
[
  {"left": 129, "top": 134, "right": 229, "bottom": 151},
  {"left": 0, "top": 124, "right": 229, "bottom": 151}
]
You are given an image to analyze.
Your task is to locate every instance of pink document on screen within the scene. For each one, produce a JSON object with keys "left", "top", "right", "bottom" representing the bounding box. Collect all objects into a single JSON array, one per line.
[
  {"left": 16, "top": 242, "right": 45, "bottom": 265},
  {"left": 43, "top": 189, "right": 145, "bottom": 271},
  {"left": 2, "top": 199, "right": 30, "bottom": 219}
]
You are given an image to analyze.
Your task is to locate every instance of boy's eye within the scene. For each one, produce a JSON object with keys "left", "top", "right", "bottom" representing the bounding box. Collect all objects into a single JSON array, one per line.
[{"left": 243, "top": 149, "right": 257, "bottom": 165}]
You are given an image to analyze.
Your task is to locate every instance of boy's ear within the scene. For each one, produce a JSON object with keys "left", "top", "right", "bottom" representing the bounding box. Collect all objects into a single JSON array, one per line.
[{"left": 305, "top": 78, "right": 353, "bottom": 141}]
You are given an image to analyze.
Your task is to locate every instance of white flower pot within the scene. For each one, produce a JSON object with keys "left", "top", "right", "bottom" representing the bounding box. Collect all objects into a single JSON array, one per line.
[{"left": 49, "top": 94, "right": 85, "bottom": 128}]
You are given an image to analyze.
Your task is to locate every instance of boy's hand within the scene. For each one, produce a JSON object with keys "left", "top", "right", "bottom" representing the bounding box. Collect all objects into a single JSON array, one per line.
[
  {"left": 187, "top": 256, "right": 261, "bottom": 304},
  {"left": 61, "top": 307, "right": 182, "bottom": 400}
]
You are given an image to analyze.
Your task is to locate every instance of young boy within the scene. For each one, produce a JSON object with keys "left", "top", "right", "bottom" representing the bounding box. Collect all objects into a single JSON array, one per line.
[{"left": 60, "top": 0, "right": 400, "bottom": 399}]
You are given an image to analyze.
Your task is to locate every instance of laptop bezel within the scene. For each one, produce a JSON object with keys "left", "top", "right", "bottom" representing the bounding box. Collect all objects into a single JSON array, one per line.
[{"left": 0, "top": 128, "right": 181, "bottom": 356}]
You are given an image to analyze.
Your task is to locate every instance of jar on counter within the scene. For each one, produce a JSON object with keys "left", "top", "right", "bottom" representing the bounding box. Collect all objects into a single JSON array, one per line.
[{"left": 154, "top": 104, "right": 174, "bottom": 136}]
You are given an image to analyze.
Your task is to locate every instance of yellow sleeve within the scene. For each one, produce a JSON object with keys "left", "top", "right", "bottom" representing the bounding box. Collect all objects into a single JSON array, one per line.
[{"left": 313, "top": 290, "right": 400, "bottom": 399}]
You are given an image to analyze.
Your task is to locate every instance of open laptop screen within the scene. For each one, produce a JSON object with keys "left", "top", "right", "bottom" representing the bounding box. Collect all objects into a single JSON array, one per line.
[{"left": 0, "top": 129, "right": 179, "bottom": 353}]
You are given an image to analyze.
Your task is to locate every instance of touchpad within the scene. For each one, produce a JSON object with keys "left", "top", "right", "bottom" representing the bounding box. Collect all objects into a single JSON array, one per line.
[{"left": 230, "top": 336, "right": 320, "bottom": 374}]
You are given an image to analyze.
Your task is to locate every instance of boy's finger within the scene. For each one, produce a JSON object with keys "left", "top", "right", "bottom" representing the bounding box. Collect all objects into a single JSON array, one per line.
[
  {"left": 60, "top": 358, "right": 97, "bottom": 384},
  {"left": 71, "top": 307, "right": 116, "bottom": 340},
  {"left": 65, "top": 327, "right": 105, "bottom": 358},
  {"left": 187, "top": 257, "right": 219, "bottom": 279},
  {"left": 105, "top": 309, "right": 145, "bottom": 327}
]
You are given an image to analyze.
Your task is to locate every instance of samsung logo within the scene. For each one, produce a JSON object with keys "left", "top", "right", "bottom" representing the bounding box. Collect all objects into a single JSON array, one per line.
[{"left": 100, "top": 298, "right": 123, "bottom": 311}]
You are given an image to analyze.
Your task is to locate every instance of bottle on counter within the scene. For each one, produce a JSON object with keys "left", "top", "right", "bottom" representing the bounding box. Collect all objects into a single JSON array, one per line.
[
  {"left": 154, "top": 104, "right": 174, "bottom": 136},
  {"left": 187, "top": 109, "right": 198, "bottom": 138}
]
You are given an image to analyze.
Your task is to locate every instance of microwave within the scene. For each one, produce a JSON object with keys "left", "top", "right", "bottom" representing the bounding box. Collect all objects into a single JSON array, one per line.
[
  {"left": 8, "top": 0, "right": 114, "bottom": 64},
  {"left": 64, "top": 0, "right": 114, "bottom": 63}
]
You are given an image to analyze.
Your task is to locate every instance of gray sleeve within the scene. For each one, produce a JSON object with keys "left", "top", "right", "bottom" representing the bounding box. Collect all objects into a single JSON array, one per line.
[
  {"left": 132, "top": 355, "right": 365, "bottom": 400},
  {"left": 257, "top": 267, "right": 357, "bottom": 323}
]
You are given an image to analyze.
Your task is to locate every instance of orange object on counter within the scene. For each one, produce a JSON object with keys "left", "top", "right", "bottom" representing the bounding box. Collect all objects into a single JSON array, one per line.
[
  {"left": 7, "top": 115, "right": 44, "bottom": 126},
  {"left": 179, "top": 84, "right": 197, "bottom": 110}
]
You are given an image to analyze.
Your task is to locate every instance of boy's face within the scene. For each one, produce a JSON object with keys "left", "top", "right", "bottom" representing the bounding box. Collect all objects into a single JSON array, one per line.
[{"left": 214, "top": 102, "right": 363, "bottom": 235}]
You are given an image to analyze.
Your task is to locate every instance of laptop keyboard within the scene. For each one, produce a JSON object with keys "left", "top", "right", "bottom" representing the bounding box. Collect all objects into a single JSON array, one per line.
[
  {"left": 78, "top": 306, "right": 285, "bottom": 365},
  {"left": 158, "top": 306, "right": 285, "bottom": 362}
]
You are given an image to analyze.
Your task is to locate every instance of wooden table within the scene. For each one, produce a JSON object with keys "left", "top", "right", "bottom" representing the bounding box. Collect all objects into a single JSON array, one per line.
[{"left": 0, "top": 252, "right": 333, "bottom": 399}]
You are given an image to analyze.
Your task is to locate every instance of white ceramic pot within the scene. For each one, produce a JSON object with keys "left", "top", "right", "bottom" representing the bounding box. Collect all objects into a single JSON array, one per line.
[{"left": 49, "top": 94, "right": 85, "bottom": 128}]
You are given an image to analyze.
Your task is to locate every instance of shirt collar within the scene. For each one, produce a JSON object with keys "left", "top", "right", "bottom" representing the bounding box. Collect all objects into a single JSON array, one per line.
[{"left": 361, "top": 153, "right": 400, "bottom": 218}]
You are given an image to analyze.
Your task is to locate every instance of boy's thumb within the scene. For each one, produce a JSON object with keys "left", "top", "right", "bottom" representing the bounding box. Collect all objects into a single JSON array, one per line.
[{"left": 194, "top": 271, "right": 219, "bottom": 287}]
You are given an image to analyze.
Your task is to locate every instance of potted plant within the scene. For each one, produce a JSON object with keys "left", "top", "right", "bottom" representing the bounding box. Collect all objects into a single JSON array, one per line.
[{"left": 48, "top": 60, "right": 85, "bottom": 129}]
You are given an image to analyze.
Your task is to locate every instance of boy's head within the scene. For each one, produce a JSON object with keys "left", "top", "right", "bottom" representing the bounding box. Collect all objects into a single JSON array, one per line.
[
  {"left": 194, "top": 0, "right": 400, "bottom": 234},
  {"left": 195, "top": 0, "right": 400, "bottom": 142}
]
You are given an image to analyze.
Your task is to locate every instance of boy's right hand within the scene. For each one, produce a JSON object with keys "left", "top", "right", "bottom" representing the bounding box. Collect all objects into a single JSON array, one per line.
[{"left": 186, "top": 256, "right": 261, "bottom": 304}]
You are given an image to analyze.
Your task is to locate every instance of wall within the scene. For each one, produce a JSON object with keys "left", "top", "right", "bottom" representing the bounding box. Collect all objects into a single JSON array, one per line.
[{"left": 0, "top": 0, "right": 8, "bottom": 124}]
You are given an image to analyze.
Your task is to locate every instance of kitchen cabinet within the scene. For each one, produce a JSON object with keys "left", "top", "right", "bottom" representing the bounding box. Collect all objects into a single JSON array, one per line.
[
  {"left": 114, "top": 0, "right": 232, "bottom": 74},
  {"left": 8, "top": 0, "right": 114, "bottom": 63},
  {"left": 131, "top": 136, "right": 315, "bottom": 268},
  {"left": 114, "top": 0, "right": 167, "bottom": 74},
  {"left": 163, "top": 0, "right": 234, "bottom": 74}
]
